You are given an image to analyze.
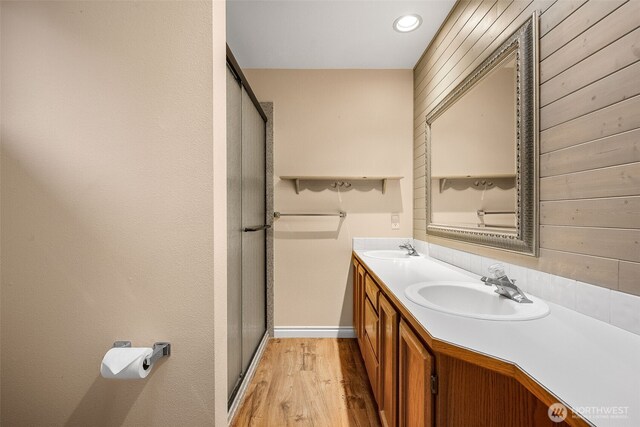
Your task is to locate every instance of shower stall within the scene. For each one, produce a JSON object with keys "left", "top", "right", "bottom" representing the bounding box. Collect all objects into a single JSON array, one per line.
[{"left": 226, "top": 48, "right": 268, "bottom": 406}]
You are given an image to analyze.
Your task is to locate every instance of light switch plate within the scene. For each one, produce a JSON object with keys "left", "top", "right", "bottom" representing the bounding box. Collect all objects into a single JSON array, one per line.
[{"left": 391, "top": 214, "right": 400, "bottom": 230}]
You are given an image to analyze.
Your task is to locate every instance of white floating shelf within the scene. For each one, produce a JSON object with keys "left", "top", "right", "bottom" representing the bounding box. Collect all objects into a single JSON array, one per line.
[
  {"left": 431, "top": 174, "right": 516, "bottom": 180},
  {"left": 279, "top": 176, "right": 403, "bottom": 195},
  {"left": 432, "top": 174, "right": 516, "bottom": 193}
]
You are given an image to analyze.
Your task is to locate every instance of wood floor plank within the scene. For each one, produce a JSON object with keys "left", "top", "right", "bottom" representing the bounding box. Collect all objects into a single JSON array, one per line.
[{"left": 231, "top": 338, "right": 381, "bottom": 427}]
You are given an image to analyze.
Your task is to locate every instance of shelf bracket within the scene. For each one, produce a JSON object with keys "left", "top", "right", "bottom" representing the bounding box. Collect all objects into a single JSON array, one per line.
[
  {"left": 294, "top": 178, "right": 300, "bottom": 195},
  {"left": 382, "top": 178, "right": 388, "bottom": 194},
  {"left": 439, "top": 178, "right": 448, "bottom": 193}
]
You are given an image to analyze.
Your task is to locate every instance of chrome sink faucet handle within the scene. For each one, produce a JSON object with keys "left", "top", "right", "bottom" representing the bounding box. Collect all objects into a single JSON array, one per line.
[
  {"left": 481, "top": 263, "right": 532, "bottom": 304},
  {"left": 399, "top": 240, "right": 419, "bottom": 256}
]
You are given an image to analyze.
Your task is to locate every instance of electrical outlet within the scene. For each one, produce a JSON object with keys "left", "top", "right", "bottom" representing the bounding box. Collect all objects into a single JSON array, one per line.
[{"left": 391, "top": 214, "right": 400, "bottom": 230}]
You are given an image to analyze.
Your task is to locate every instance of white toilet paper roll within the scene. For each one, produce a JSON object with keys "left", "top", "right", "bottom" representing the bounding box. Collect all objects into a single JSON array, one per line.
[{"left": 100, "top": 347, "right": 154, "bottom": 379}]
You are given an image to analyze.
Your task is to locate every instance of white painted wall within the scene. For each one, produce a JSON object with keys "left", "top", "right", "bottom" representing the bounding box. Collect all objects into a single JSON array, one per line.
[
  {"left": 245, "top": 69, "right": 414, "bottom": 328},
  {"left": 1, "top": 2, "right": 227, "bottom": 425}
]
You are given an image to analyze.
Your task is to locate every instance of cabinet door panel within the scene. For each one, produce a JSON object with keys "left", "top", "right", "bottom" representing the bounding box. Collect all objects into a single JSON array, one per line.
[
  {"left": 379, "top": 295, "right": 399, "bottom": 427},
  {"left": 364, "top": 298, "right": 379, "bottom": 357},
  {"left": 353, "top": 259, "right": 360, "bottom": 342},
  {"left": 357, "top": 264, "right": 366, "bottom": 348},
  {"left": 399, "top": 321, "right": 434, "bottom": 427},
  {"left": 436, "top": 354, "right": 571, "bottom": 427},
  {"left": 362, "top": 326, "right": 380, "bottom": 402},
  {"left": 365, "top": 274, "right": 380, "bottom": 309}
]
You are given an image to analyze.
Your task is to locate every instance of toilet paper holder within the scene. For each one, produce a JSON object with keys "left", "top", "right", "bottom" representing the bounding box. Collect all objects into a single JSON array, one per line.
[{"left": 113, "top": 341, "right": 171, "bottom": 369}]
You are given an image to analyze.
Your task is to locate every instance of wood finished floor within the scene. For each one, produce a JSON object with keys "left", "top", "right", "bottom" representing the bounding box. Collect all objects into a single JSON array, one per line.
[{"left": 231, "top": 338, "right": 381, "bottom": 427}]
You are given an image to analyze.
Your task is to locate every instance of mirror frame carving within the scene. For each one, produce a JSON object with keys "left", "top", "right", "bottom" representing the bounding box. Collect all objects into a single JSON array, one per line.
[{"left": 424, "top": 13, "right": 539, "bottom": 256}]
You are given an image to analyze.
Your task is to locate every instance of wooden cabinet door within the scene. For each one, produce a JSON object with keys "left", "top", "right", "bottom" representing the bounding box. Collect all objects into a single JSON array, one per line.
[
  {"left": 356, "top": 264, "right": 366, "bottom": 349},
  {"left": 398, "top": 321, "right": 435, "bottom": 427},
  {"left": 365, "top": 273, "right": 379, "bottom": 309},
  {"left": 364, "top": 298, "right": 379, "bottom": 357},
  {"left": 362, "top": 297, "right": 380, "bottom": 400},
  {"left": 379, "top": 295, "right": 399, "bottom": 427},
  {"left": 353, "top": 259, "right": 360, "bottom": 343}
]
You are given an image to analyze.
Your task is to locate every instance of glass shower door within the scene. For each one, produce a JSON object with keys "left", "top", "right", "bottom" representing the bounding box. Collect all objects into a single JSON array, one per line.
[
  {"left": 226, "top": 66, "right": 243, "bottom": 399},
  {"left": 227, "top": 65, "right": 267, "bottom": 405},
  {"left": 240, "top": 87, "right": 267, "bottom": 375}
]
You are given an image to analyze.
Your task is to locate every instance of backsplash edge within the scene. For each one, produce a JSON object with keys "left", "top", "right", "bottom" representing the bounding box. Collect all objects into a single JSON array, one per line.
[{"left": 352, "top": 237, "right": 640, "bottom": 337}]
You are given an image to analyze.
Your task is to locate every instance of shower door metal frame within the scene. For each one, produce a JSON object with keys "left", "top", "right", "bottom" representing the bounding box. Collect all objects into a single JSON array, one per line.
[{"left": 226, "top": 46, "right": 268, "bottom": 407}]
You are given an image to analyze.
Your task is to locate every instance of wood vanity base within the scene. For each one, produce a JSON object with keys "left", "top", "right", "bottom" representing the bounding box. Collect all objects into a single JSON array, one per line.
[{"left": 353, "top": 252, "right": 588, "bottom": 427}]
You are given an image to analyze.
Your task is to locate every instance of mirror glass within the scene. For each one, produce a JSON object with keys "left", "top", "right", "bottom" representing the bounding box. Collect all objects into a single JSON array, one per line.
[
  {"left": 430, "top": 54, "right": 516, "bottom": 232},
  {"left": 424, "top": 15, "right": 538, "bottom": 256}
]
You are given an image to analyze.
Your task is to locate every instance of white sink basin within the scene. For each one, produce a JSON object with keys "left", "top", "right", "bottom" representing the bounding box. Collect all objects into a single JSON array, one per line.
[
  {"left": 363, "top": 250, "right": 422, "bottom": 260},
  {"left": 405, "top": 281, "right": 549, "bottom": 321}
]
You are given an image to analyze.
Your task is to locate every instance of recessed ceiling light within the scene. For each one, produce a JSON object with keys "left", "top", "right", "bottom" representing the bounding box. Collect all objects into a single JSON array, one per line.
[{"left": 393, "top": 14, "right": 422, "bottom": 33}]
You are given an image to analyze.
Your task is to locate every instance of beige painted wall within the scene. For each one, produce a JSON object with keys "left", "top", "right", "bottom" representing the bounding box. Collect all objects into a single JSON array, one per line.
[
  {"left": 430, "top": 64, "right": 516, "bottom": 227},
  {"left": 1, "top": 2, "right": 225, "bottom": 425},
  {"left": 414, "top": 0, "right": 640, "bottom": 295},
  {"left": 431, "top": 65, "right": 516, "bottom": 178},
  {"left": 244, "top": 69, "right": 413, "bottom": 328},
  {"left": 212, "top": 0, "right": 228, "bottom": 425}
]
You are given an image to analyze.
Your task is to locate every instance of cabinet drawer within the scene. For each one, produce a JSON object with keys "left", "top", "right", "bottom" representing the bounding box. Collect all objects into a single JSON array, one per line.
[
  {"left": 365, "top": 274, "right": 379, "bottom": 310},
  {"left": 364, "top": 297, "right": 379, "bottom": 359}
]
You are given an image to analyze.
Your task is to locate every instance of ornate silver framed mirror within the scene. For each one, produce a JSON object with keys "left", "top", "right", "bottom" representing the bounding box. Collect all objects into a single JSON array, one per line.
[{"left": 424, "top": 13, "right": 538, "bottom": 256}]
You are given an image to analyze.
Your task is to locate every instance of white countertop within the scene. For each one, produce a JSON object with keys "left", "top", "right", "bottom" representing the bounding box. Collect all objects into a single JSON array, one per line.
[{"left": 355, "top": 250, "right": 640, "bottom": 427}]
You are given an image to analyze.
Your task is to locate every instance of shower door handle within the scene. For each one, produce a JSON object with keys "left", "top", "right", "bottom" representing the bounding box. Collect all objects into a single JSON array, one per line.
[{"left": 243, "top": 224, "right": 271, "bottom": 232}]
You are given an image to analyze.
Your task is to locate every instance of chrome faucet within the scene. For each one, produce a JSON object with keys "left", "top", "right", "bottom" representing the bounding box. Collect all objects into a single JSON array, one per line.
[
  {"left": 399, "top": 241, "right": 419, "bottom": 256},
  {"left": 481, "top": 264, "right": 532, "bottom": 304}
]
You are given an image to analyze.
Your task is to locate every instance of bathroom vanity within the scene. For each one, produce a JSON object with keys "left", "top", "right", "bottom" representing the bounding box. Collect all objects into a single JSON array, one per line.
[{"left": 352, "top": 250, "right": 640, "bottom": 427}]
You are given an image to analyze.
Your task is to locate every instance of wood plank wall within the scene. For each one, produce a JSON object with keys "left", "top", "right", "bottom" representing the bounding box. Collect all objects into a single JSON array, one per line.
[{"left": 413, "top": 0, "right": 640, "bottom": 295}]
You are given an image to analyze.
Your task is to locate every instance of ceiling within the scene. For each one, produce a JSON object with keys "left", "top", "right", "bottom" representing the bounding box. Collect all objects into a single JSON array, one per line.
[{"left": 227, "top": 0, "right": 457, "bottom": 69}]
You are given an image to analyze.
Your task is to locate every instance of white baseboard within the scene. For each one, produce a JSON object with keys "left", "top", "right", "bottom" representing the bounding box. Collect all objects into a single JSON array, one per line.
[{"left": 274, "top": 326, "right": 356, "bottom": 338}]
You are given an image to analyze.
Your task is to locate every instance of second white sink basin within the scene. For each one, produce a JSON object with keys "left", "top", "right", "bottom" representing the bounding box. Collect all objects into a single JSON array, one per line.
[
  {"left": 363, "top": 250, "right": 422, "bottom": 260},
  {"left": 405, "top": 281, "right": 549, "bottom": 321}
]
